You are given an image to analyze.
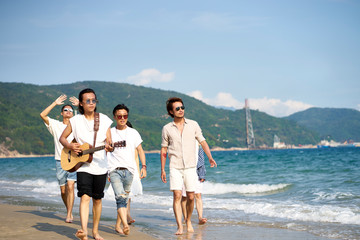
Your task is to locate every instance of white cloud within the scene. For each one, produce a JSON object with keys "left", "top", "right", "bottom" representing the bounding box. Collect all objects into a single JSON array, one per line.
[
  {"left": 213, "top": 92, "right": 243, "bottom": 109},
  {"left": 248, "top": 97, "right": 313, "bottom": 117},
  {"left": 188, "top": 91, "right": 243, "bottom": 109},
  {"left": 188, "top": 91, "right": 313, "bottom": 117},
  {"left": 126, "top": 68, "right": 175, "bottom": 85},
  {"left": 188, "top": 90, "right": 204, "bottom": 101}
]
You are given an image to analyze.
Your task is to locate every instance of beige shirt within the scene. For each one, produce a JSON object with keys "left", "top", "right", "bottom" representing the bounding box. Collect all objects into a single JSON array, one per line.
[{"left": 161, "top": 118, "right": 206, "bottom": 169}]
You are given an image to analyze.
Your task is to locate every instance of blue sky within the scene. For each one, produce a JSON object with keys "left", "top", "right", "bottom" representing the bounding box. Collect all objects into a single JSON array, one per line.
[{"left": 1, "top": 0, "right": 359, "bottom": 117}]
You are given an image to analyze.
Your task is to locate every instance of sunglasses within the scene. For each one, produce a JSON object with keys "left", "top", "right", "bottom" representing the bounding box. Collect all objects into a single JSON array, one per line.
[
  {"left": 63, "top": 108, "right": 73, "bottom": 112},
  {"left": 84, "top": 99, "right": 98, "bottom": 104},
  {"left": 175, "top": 106, "right": 185, "bottom": 111},
  {"left": 116, "top": 114, "right": 128, "bottom": 120}
]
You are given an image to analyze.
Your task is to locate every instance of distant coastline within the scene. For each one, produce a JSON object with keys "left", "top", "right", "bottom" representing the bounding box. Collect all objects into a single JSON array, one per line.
[
  {"left": 0, "top": 147, "right": 246, "bottom": 158},
  {"left": 0, "top": 146, "right": 322, "bottom": 158},
  {"left": 0, "top": 153, "right": 54, "bottom": 159}
]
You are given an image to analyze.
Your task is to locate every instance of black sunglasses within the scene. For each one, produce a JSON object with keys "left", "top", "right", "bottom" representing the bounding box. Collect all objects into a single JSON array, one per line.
[
  {"left": 84, "top": 99, "right": 98, "bottom": 104},
  {"left": 175, "top": 106, "right": 185, "bottom": 111}
]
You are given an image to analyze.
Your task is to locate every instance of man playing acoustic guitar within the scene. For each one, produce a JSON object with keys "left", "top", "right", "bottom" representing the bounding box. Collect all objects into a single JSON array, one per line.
[
  {"left": 60, "top": 88, "right": 113, "bottom": 240},
  {"left": 40, "top": 94, "right": 78, "bottom": 223}
]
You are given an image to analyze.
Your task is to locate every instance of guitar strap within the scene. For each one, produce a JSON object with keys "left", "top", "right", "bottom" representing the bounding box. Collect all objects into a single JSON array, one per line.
[{"left": 93, "top": 112, "right": 100, "bottom": 148}]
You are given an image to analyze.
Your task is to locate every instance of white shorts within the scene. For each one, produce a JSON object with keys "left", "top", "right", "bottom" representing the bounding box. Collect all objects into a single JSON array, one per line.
[
  {"left": 170, "top": 167, "right": 197, "bottom": 192},
  {"left": 182, "top": 179, "right": 203, "bottom": 197}
]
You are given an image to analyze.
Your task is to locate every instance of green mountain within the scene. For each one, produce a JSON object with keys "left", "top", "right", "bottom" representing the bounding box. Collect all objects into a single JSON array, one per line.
[
  {"left": 286, "top": 107, "right": 360, "bottom": 142},
  {"left": 0, "top": 81, "right": 320, "bottom": 155}
]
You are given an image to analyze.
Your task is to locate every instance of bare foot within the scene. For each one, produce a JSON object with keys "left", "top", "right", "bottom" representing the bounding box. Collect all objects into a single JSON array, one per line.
[
  {"left": 128, "top": 218, "right": 135, "bottom": 225},
  {"left": 186, "top": 221, "right": 194, "bottom": 233},
  {"left": 92, "top": 233, "right": 104, "bottom": 240},
  {"left": 123, "top": 226, "right": 130, "bottom": 235},
  {"left": 175, "top": 226, "right": 183, "bottom": 235},
  {"left": 66, "top": 213, "right": 74, "bottom": 223},
  {"left": 199, "top": 217, "right": 207, "bottom": 225},
  {"left": 75, "top": 230, "right": 87, "bottom": 240},
  {"left": 115, "top": 225, "right": 124, "bottom": 235}
]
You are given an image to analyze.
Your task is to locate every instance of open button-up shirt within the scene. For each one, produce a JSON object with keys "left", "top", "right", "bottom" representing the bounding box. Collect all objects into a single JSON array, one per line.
[{"left": 161, "top": 118, "right": 206, "bottom": 169}]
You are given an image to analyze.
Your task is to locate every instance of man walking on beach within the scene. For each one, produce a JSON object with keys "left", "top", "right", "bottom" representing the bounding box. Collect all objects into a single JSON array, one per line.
[
  {"left": 160, "top": 97, "right": 217, "bottom": 235},
  {"left": 60, "top": 88, "right": 113, "bottom": 240},
  {"left": 181, "top": 144, "right": 208, "bottom": 225},
  {"left": 40, "top": 94, "right": 78, "bottom": 223}
]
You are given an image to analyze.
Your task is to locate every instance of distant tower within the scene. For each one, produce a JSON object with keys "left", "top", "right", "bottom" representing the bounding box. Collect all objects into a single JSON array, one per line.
[{"left": 245, "top": 99, "right": 255, "bottom": 149}]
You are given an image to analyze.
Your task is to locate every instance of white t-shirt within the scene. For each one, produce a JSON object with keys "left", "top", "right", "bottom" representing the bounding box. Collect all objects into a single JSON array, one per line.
[
  {"left": 45, "top": 117, "right": 73, "bottom": 160},
  {"left": 107, "top": 126, "right": 143, "bottom": 174},
  {"left": 70, "top": 113, "right": 113, "bottom": 175}
]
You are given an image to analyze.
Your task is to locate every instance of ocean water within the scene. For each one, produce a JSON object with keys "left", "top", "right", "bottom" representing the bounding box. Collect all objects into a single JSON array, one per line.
[{"left": 0, "top": 148, "right": 359, "bottom": 239}]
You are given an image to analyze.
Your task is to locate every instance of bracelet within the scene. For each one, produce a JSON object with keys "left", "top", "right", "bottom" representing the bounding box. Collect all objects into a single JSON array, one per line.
[{"left": 142, "top": 165, "right": 147, "bottom": 169}]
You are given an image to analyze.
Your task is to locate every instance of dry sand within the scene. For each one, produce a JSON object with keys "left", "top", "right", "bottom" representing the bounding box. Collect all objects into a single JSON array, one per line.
[{"left": 0, "top": 203, "right": 155, "bottom": 240}]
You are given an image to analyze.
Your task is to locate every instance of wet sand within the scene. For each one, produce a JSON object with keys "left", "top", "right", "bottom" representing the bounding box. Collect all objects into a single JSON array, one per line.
[
  {"left": 0, "top": 203, "right": 155, "bottom": 240},
  {"left": 0, "top": 202, "right": 334, "bottom": 240}
]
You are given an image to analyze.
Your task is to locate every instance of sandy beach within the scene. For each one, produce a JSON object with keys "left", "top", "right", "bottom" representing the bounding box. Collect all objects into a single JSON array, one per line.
[
  {"left": 1, "top": 152, "right": 356, "bottom": 239},
  {"left": 0, "top": 202, "right": 334, "bottom": 240},
  {"left": 0, "top": 203, "right": 155, "bottom": 240}
]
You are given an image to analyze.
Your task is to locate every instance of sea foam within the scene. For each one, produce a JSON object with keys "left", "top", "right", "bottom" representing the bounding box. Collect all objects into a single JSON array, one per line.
[
  {"left": 205, "top": 197, "right": 360, "bottom": 225},
  {"left": 20, "top": 179, "right": 60, "bottom": 196},
  {"left": 202, "top": 181, "right": 291, "bottom": 195}
]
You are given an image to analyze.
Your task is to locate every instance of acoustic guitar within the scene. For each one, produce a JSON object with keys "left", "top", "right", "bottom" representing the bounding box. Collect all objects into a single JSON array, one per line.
[{"left": 61, "top": 141, "right": 126, "bottom": 172}]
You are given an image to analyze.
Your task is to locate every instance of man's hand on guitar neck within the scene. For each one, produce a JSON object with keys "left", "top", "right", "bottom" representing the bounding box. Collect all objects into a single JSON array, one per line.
[{"left": 105, "top": 141, "right": 114, "bottom": 152}]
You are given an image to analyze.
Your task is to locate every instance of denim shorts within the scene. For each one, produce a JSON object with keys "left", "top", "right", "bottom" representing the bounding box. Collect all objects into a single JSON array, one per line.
[
  {"left": 109, "top": 168, "right": 134, "bottom": 209},
  {"left": 55, "top": 160, "right": 77, "bottom": 186}
]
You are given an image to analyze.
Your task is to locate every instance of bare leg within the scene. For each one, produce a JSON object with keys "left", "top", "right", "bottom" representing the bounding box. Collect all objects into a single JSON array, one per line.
[
  {"left": 60, "top": 185, "right": 67, "bottom": 207},
  {"left": 195, "top": 193, "right": 207, "bottom": 224},
  {"left": 92, "top": 198, "right": 104, "bottom": 240},
  {"left": 115, "top": 212, "right": 123, "bottom": 234},
  {"left": 185, "top": 191, "right": 195, "bottom": 232},
  {"left": 118, "top": 207, "right": 130, "bottom": 235},
  {"left": 65, "top": 181, "right": 75, "bottom": 223},
  {"left": 181, "top": 196, "right": 187, "bottom": 223},
  {"left": 173, "top": 190, "right": 184, "bottom": 235},
  {"left": 76, "top": 194, "right": 91, "bottom": 240},
  {"left": 127, "top": 198, "right": 135, "bottom": 224}
]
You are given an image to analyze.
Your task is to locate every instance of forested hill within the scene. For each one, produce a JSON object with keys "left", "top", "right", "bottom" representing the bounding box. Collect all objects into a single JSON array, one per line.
[
  {"left": 286, "top": 107, "right": 360, "bottom": 142},
  {"left": 0, "top": 81, "right": 319, "bottom": 155}
]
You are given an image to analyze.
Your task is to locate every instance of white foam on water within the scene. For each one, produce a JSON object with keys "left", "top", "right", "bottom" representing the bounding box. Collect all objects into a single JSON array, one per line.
[
  {"left": 202, "top": 181, "right": 291, "bottom": 195},
  {"left": 104, "top": 185, "right": 173, "bottom": 207},
  {"left": 121, "top": 189, "right": 360, "bottom": 225},
  {"left": 2, "top": 179, "right": 360, "bottom": 226},
  {"left": 19, "top": 179, "right": 59, "bottom": 196},
  {"left": 313, "top": 191, "right": 358, "bottom": 201},
  {"left": 205, "top": 197, "right": 360, "bottom": 225}
]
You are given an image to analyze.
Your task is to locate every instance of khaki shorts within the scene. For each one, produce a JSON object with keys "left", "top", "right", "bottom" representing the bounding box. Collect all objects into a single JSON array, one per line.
[
  {"left": 170, "top": 167, "right": 197, "bottom": 192},
  {"left": 182, "top": 179, "right": 203, "bottom": 197}
]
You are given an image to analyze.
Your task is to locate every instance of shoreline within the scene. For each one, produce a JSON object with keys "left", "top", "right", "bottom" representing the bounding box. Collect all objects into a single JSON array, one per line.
[
  {"left": 0, "top": 202, "right": 155, "bottom": 240},
  {"left": 0, "top": 201, "right": 334, "bottom": 240}
]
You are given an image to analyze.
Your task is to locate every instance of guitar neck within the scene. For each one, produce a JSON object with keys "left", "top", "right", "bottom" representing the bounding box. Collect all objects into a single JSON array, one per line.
[
  {"left": 81, "top": 141, "right": 125, "bottom": 155},
  {"left": 83, "top": 145, "right": 106, "bottom": 155}
]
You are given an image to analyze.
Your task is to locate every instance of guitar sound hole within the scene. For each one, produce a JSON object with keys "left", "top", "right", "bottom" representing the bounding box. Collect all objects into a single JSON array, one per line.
[{"left": 67, "top": 150, "right": 71, "bottom": 163}]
